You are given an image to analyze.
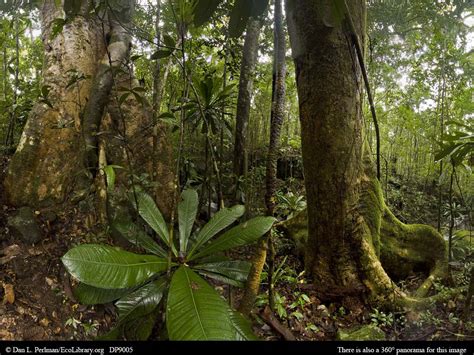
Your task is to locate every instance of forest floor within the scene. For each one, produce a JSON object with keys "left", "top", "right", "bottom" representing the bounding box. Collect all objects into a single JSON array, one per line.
[
  {"left": 0, "top": 155, "right": 473, "bottom": 341},
  {"left": 0, "top": 156, "right": 114, "bottom": 340},
  {"left": 251, "top": 253, "right": 474, "bottom": 341}
]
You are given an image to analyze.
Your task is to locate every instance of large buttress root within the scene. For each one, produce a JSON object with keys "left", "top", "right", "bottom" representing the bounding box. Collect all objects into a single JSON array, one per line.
[
  {"left": 380, "top": 207, "right": 448, "bottom": 298},
  {"left": 282, "top": 166, "right": 448, "bottom": 306}
]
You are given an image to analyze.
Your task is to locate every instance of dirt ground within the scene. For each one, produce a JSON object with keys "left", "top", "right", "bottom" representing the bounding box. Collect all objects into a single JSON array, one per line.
[{"left": 0, "top": 156, "right": 115, "bottom": 340}]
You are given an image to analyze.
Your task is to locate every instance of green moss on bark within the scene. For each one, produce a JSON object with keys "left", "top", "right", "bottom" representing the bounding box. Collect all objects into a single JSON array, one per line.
[
  {"left": 281, "top": 172, "right": 448, "bottom": 305},
  {"left": 359, "top": 175, "right": 384, "bottom": 257}
]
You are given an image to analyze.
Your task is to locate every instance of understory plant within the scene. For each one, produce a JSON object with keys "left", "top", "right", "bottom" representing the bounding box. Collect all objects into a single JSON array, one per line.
[
  {"left": 276, "top": 190, "right": 306, "bottom": 219},
  {"left": 62, "top": 189, "right": 275, "bottom": 340}
]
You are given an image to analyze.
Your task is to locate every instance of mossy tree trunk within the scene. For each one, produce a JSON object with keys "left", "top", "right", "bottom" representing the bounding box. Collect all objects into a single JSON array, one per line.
[
  {"left": 286, "top": 0, "right": 447, "bottom": 305},
  {"left": 5, "top": 0, "right": 104, "bottom": 207},
  {"left": 4, "top": 0, "right": 174, "bottom": 218}
]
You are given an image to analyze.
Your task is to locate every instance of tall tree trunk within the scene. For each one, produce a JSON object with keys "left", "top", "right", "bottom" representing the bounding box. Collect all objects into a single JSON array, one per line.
[
  {"left": 5, "top": 0, "right": 104, "bottom": 207},
  {"left": 447, "top": 163, "right": 455, "bottom": 263},
  {"left": 264, "top": 0, "right": 286, "bottom": 311},
  {"left": 152, "top": 0, "right": 164, "bottom": 203},
  {"left": 4, "top": 0, "right": 174, "bottom": 218},
  {"left": 233, "top": 18, "right": 262, "bottom": 198},
  {"left": 265, "top": 0, "right": 286, "bottom": 218},
  {"left": 238, "top": 0, "right": 286, "bottom": 315},
  {"left": 288, "top": 0, "right": 368, "bottom": 297},
  {"left": 286, "top": 0, "right": 447, "bottom": 305},
  {"left": 152, "top": 0, "right": 162, "bottom": 116},
  {"left": 2, "top": 44, "right": 8, "bottom": 146},
  {"left": 437, "top": 60, "right": 447, "bottom": 232},
  {"left": 149, "top": 0, "right": 176, "bottom": 218}
]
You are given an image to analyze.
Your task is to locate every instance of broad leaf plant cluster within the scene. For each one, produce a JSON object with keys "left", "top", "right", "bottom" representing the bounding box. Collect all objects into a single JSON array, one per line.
[{"left": 62, "top": 189, "right": 275, "bottom": 340}]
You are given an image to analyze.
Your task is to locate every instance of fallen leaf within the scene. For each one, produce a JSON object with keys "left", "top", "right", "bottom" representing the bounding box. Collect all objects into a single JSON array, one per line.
[
  {"left": 0, "top": 329, "right": 15, "bottom": 340},
  {"left": 39, "top": 318, "right": 50, "bottom": 327},
  {"left": 0, "top": 244, "right": 21, "bottom": 265},
  {"left": 0, "top": 255, "right": 15, "bottom": 265},
  {"left": 2, "top": 283, "right": 15, "bottom": 304},
  {"left": 1, "top": 244, "right": 21, "bottom": 256},
  {"left": 27, "top": 247, "right": 43, "bottom": 256},
  {"left": 406, "top": 310, "right": 420, "bottom": 322},
  {"left": 45, "top": 277, "right": 58, "bottom": 289}
]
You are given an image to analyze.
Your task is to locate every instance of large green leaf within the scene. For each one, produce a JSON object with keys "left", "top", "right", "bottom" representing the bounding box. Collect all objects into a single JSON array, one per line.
[
  {"left": 162, "top": 34, "right": 176, "bottom": 49},
  {"left": 102, "top": 165, "right": 123, "bottom": 192},
  {"left": 135, "top": 191, "right": 172, "bottom": 252},
  {"left": 115, "top": 279, "right": 167, "bottom": 321},
  {"left": 166, "top": 266, "right": 235, "bottom": 340},
  {"left": 250, "top": 0, "right": 269, "bottom": 19},
  {"left": 228, "top": 0, "right": 251, "bottom": 38},
  {"left": 193, "top": 0, "right": 223, "bottom": 27},
  {"left": 194, "top": 260, "right": 250, "bottom": 287},
  {"left": 74, "top": 283, "right": 130, "bottom": 305},
  {"left": 122, "top": 311, "right": 158, "bottom": 340},
  {"left": 192, "top": 217, "right": 276, "bottom": 259},
  {"left": 178, "top": 189, "right": 199, "bottom": 254},
  {"left": 101, "top": 280, "right": 167, "bottom": 340},
  {"left": 62, "top": 244, "right": 168, "bottom": 289},
  {"left": 195, "top": 270, "right": 243, "bottom": 287},
  {"left": 435, "top": 143, "right": 462, "bottom": 161},
  {"left": 98, "top": 326, "right": 122, "bottom": 340},
  {"left": 188, "top": 205, "right": 245, "bottom": 259},
  {"left": 229, "top": 310, "right": 258, "bottom": 340},
  {"left": 150, "top": 49, "right": 172, "bottom": 60},
  {"left": 112, "top": 220, "right": 167, "bottom": 258},
  {"left": 228, "top": 0, "right": 269, "bottom": 38}
]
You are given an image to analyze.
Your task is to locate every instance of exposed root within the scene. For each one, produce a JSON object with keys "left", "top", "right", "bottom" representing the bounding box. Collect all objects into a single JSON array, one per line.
[
  {"left": 280, "top": 167, "right": 449, "bottom": 310},
  {"left": 400, "top": 286, "right": 467, "bottom": 311},
  {"left": 260, "top": 306, "right": 296, "bottom": 341}
]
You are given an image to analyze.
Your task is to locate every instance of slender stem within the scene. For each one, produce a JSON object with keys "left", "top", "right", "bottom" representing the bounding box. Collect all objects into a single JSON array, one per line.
[
  {"left": 168, "top": 1, "right": 188, "bottom": 268},
  {"left": 167, "top": 46, "right": 224, "bottom": 201},
  {"left": 152, "top": 0, "right": 162, "bottom": 202},
  {"left": 437, "top": 41, "right": 447, "bottom": 232},
  {"left": 453, "top": 169, "right": 472, "bottom": 242},
  {"left": 448, "top": 162, "right": 455, "bottom": 263},
  {"left": 219, "top": 41, "right": 228, "bottom": 211}
]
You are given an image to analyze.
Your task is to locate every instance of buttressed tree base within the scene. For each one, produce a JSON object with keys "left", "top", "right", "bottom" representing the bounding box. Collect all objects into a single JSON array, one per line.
[{"left": 4, "top": 0, "right": 174, "bottom": 218}]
